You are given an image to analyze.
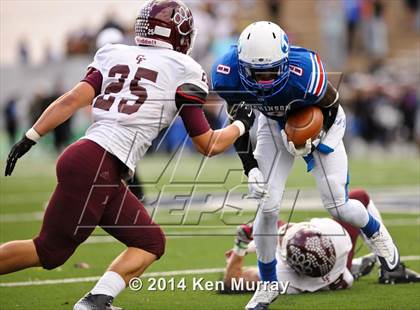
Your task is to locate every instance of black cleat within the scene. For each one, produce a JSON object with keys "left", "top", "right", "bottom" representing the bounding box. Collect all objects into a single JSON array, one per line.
[
  {"left": 73, "top": 293, "right": 122, "bottom": 310},
  {"left": 351, "top": 254, "right": 377, "bottom": 280},
  {"left": 379, "top": 262, "right": 420, "bottom": 284}
]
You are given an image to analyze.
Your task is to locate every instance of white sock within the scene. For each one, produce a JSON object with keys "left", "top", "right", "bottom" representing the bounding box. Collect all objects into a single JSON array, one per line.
[{"left": 90, "top": 271, "right": 126, "bottom": 297}]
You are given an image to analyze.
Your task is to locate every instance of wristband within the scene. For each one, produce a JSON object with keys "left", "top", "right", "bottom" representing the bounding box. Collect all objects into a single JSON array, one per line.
[
  {"left": 232, "top": 120, "right": 245, "bottom": 137},
  {"left": 233, "top": 244, "right": 248, "bottom": 257},
  {"left": 25, "top": 128, "right": 41, "bottom": 142}
]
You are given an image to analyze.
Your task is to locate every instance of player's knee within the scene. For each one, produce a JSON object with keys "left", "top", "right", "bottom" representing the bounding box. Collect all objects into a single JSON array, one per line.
[
  {"left": 130, "top": 225, "right": 166, "bottom": 259},
  {"left": 348, "top": 189, "right": 370, "bottom": 208},
  {"left": 326, "top": 201, "right": 356, "bottom": 222},
  {"left": 260, "top": 190, "right": 282, "bottom": 213},
  {"left": 326, "top": 199, "right": 368, "bottom": 228},
  {"left": 153, "top": 226, "right": 166, "bottom": 259},
  {"left": 33, "top": 236, "right": 74, "bottom": 270}
]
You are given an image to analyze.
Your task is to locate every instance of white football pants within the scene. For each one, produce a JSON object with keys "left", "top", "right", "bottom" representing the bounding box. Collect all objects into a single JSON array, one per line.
[{"left": 253, "top": 107, "right": 369, "bottom": 263}]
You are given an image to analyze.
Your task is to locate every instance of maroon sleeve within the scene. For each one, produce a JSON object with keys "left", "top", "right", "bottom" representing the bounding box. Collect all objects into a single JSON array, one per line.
[
  {"left": 81, "top": 67, "right": 103, "bottom": 97},
  {"left": 175, "top": 83, "right": 210, "bottom": 137},
  {"left": 179, "top": 105, "right": 210, "bottom": 137}
]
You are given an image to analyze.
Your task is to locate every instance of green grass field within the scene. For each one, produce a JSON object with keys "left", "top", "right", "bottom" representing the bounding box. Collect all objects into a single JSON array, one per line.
[{"left": 0, "top": 154, "right": 419, "bottom": 309}]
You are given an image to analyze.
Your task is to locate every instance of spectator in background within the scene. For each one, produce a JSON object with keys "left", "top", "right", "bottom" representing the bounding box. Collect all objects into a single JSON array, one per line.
[
  {"left": 96, "top": 27, "right": 125, "bottom": 49},
  {"left": 371, "top": 89, "right": 402, "bottom": 146},
  {"left": 43, "top": 42, "right": 60, "bottom": 64},
  {"left": 361, "top": 0, "right": 388, "bottom": 69},
  {"left": 415, "top": 94, "right": 420, "bottom": 150},
  {"left": 343, "top": 0, "right": 362, "bottom": 53},
  {"left": 99, "top": 10, "right": 125, "bottom": 33},
  {"left": 18, "top": 38, "right": 30, "bottom": 65},
  {"left": 66, "top": 26, "right": 95, "bottom": 56},
  {"left": 29, "top": 90, "right": 49, "bottom": 126},
  {"left": 399, "top": 85, "right": 418, "bottom": 142},
  {"left": 318, "top": 0, "right": 347, "bottom": 70},
  {"left": 190, "top": 2, "right": 215, "bottom": 67},
  {"left": 3, "top": 97, "right": 18, "bottom": 146},
  {"left": 404, "top": 0, "right": 420, "bottom": 32},
  {"left": 210, "top": 1, "right": 238, "bottom": 58},
  {"left": 48, "top": 80, "right": 73, "bottom": 153},
  {"left": 369, "top": 1, "right": 388, "bottom": 60},
  {"left": 266, "top": 0, "right": 282, "bottom": 21},
  {"left": 28, "top": 84, "right": 73, "bottom": 153}
]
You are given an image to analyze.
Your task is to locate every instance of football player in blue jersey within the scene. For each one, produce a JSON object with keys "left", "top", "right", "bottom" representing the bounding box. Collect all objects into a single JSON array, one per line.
[{"left": 211, "top": 21, "right": 400, "bottom": 310}]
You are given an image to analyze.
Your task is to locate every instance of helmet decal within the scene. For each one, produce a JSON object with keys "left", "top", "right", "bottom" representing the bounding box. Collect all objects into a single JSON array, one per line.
[
  {"left": 136, "top": 1, "right": 153, "bottom": 37},
  {"left": 286, "top": 228, "right": 336, "bottom": 277},
  {"left": 281, "top": 34, "right": 289, "bottom": 54}
]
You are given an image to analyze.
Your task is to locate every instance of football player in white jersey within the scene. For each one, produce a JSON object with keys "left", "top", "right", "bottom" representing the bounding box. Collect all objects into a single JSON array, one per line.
[
  {"left": 1, "top": 1, "right": 254, "bottom": 309},
  {"left": 222, "top": 189, "right": 419, "bottom": 296}
]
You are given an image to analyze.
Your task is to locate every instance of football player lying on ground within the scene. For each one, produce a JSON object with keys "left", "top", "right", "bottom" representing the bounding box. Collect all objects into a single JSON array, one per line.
[
  {"left": 0, "top": 1, "right": 254, "bottom": 310},
  {"left": 221, "top": 189, "right": 420, "bottom": 295}
]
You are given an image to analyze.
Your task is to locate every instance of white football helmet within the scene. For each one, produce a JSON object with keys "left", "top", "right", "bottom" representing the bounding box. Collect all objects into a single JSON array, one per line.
[{"left": 237, "top": 21, "right": 290, "bottom": 97}]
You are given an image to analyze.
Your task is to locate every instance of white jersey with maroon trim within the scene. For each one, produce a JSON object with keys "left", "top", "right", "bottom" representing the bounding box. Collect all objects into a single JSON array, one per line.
[
  {"left": 82, "top": 43, "right": 208, "bottom": 172},
  {"left": 276, "top": 218, "right": 352, "bottom": 293}
]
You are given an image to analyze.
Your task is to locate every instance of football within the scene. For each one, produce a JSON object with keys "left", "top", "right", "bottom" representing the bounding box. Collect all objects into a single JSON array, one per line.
[{"left": 285, "top": 106, "right": 324, "bottom": 147}]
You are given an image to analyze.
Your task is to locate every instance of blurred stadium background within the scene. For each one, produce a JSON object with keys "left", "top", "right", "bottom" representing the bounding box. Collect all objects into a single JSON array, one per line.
[
  {"left": 1, "top": 0, "right": 419, "bottom": 157},
  {"left": 0, "top": 1, "right": 419, "bottom": 309}
]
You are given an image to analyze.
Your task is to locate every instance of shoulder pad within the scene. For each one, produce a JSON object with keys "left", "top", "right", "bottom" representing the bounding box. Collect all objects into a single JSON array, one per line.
[
  {"left": 211, "top": 45, "right": 241, "bottom": 100},
  {"left": 288, "top": 46, "right": 328, "bottom": 102},
  {"left": 176, "top": 54, "right": 209, "bottom": 94},
  {"left": 89, "top": 44, "right": 127, "bottom": 72}
]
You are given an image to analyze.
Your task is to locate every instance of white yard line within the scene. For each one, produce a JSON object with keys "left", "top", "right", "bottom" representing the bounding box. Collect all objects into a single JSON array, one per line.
[
  {"left": 1, "top": 209, "right": 419, "bottom": 225},
  {"left": 1, "top": 256, "right": 419, "bottom": 288},
  {"left": 84, "top": 235, "right": 195, "bottom": 244},
  {"left": 0, "top": 211, "right": 45, "bottom": 222}
]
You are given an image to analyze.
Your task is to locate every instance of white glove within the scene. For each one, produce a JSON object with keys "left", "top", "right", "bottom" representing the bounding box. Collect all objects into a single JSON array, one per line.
[
  {"left": 247, "top": 167, "right": 269, "bottom": 199},
  {"left": 280, "top": 130, "right": 313, "bottom": 157}
]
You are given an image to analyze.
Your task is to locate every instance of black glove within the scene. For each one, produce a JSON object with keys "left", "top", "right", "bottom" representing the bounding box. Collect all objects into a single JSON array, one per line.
[
  {"left": 5, "top": 136, "right": 36, "bottom": 176},
  {"left": 231, "top": 102, "right": 255, "bottom": 132}
]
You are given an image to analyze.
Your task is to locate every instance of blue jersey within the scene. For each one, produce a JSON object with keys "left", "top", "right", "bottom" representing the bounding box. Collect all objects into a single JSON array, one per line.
[{"left": 211, "top": 45, "right": 328, "bottom": 125}]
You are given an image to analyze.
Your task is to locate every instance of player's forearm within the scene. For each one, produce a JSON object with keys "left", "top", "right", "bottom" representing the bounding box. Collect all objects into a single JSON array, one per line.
[
  {"left": 234, "top": 132, "right": 258, "bottom": 175},
  {"left": 32, "top": 82, "right": 94, "bottom": 136},
  {"left": 33, "top": 93, "right": 77, "bottom": 136},
  {"left": 224, "top": 253, "right": 246, "bottom": 283},
  {"left": 190, "top": 102, "right": 254, "bottom": 156},
  {"left": 195, "top": 124, "right": 241, "bottom": 157}
]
